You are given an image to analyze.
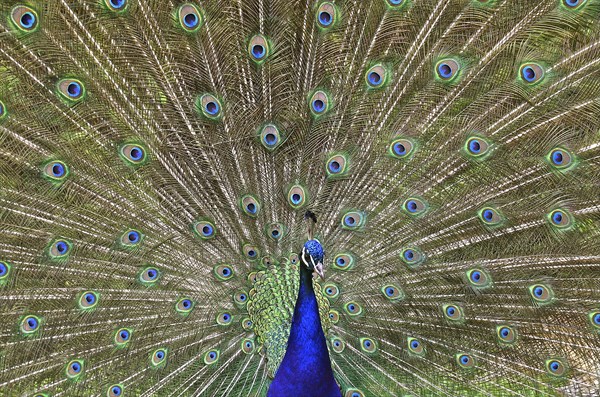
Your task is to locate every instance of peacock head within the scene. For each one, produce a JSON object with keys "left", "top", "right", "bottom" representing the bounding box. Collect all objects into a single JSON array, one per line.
[{"left": 302, "top": 239, "right": 325, "bottom": 280}]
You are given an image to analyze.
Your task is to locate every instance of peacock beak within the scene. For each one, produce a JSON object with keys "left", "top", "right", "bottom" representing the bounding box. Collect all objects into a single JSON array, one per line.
[{"left": 314, "top": 262, "right": 325, "bottom": 280}]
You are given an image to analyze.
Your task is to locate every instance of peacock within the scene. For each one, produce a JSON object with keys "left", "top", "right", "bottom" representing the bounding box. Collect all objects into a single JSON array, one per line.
[{"left": 1, "top": 0, "right": 600, "bottom": 395}]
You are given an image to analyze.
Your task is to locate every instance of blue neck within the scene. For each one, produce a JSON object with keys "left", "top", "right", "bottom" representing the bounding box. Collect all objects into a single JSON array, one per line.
[{"left": 267, "top": 265, "right": 341, "bottom": 397}]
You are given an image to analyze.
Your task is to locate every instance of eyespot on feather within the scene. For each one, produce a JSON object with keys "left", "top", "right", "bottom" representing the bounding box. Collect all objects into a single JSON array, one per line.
[
  {"left": 402, "top": 197, "right": 428, "bottom": 216},
  {"left": 120, "top": 144, "right": 148, "bottom": 165},
  {"left": 435, "top": 59, "right": 460, "bottom": 81},
  {"left": 49, "top": 239, "right": 72, "bottom": 259},
  {"left": 204, "top": 349, "right": 220, "bottom": 364},
  {"left": 248, "top": 34, "right": 270, "bottom": 63},
  {"left": 194, "top": 220, "right": 216, "bottom": 240},
  {"left": 178, "top": 4, "right": 203, "bottom": 32},
  {"left": 365, "top": 64, "right": 388, "bottom": 89},
  {"left": 150, "top": 348, "right": 167, "bottom": 367},
  {"left": 331, "top": 336, "right": 345, "bottom": 353},
  {"left": 545, "top": 358, "right": 567, "bottom": 377},
  {"left": 316, "top": 3, "right": 338, "bottom": 29},
  {"left": 360, "top": 337, "right": 377, "bottom": 353},
  {"left": 464, "top": 136, "right": 491, "bottom": 158},
  {"left": 57, "top": 79, "right": 85, "bottom": 102},
  {"left": 496, "top": 325, "right": 517, "bottom": 345},
  {"left": 78, "top": 291, "right": 99, "bottom": 310},
  {"left": 213, "top": 264, "right": 234, "bottom": 281},
  {"left": 242, "top": 244, "right": 260, "bottom": 261},
  {"left": 197, "top": 94, "right": 222, "bottom": 119},
  {"left": 287, "top": 185, "right": 308, "bottom": 209},
  {"left": 344, "top": 301, "right": 363, "bottom": 316},
  {"left": 43, "top": 160, "right": 69, "bottom": 182},
  {"left": 341, "top": 211, "right": 366, "bottom": 230},
  {"left": 107, "top": 384, "right": 124, "bottom": 397},
  {"left": 478, "top": 207, "right": 503, "bottom": 226},
  {"left": 175, "top": 298, "right": 194, "bottom": 315},
  {"left": 11, "top": 6, "right": 39, "bottom": 32},
  {"left": 309, "top": 90, "right": 331, "bottom": 117},
  {"left": 443, "top": 304, "right": 464, "bottom": 322},
  {"left": 400, "top": 247, "right": 425, "bottom": 269},
  {"left": 382, "top": 284, "right": 404, "bottom": 301},
  {"left": 456, "top": 353, "right": 475, "bottom": 369},
  {"left": 139, "top": 266, "right": 160, "bottom": 285},
  {"left": 241, "top": 338, "right": 255, "bottom": 354},
  {"left": 528, "top": 284, "right": 554, "bottom": 305},
  {"left": 259, "top": 124, "right": 281, "bottom": 150},
  {"left": 240, "top": 195, "right": 261, "bottom": 217},
  {"left": 114, "top": 328, "right": 131, "bottom": 346},
  {"left": 66, "top": 359, "right": 84, "bottom": 379},
  {"left": 105, "top": 0, "right": 127, "bottom": 11},
  {"left": 519, "top": 63, "right": 545, "bottom": 84},
  {"left": 20, "top": 315, "right": 41, "bottom": 335},
  {"left": 407, "top": 337, "right": 425, "bottom": 355},
  {"left": 389, "top": 138, "right": 415, "bottom": 159}
]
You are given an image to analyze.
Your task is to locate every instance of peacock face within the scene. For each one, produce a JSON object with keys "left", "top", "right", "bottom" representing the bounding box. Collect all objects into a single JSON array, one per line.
[{"left": 301, "top": 239, "right": 325, "bottom": 279}]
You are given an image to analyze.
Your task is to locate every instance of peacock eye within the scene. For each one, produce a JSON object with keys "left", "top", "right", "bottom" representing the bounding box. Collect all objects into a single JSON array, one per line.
[
  {"left": 365, "top": 65, "right": 388, "bottom": 88},
  {"left": 11, "top": 6, "right": 39, "bottom": 32},
  {"left": 316, "top": 3, "right": 338, "bottom": 29},
  {"left": 249, "top": 35, "right": 270, "bottom": 63},
  {"left": 496, "top": 325, "right": 517, "bottom": 344},
  {"left": 443, "top": 304, "right": 464, "bottom": 322},
  {"left": 563, "top": 0, "right": 587, "bottom": 8},
  {"left": 240, "top": 195, "right": 261, "bottom": 217},
  {"left": 389, "top": 138, "right": 415, "bottom": 159},
  {"left": 108, "top": 384, "right": 123, "bottom": 397},
  {"left": 105, "top": 0, "right": 127, "bottom": 11},
  {"left": 519, "top": 63, "right": 544, "bottom": 84},
  {"left": 0, "top": 262, "right": 10, "bottom": 280},
  {"left": 436, "top": 59, "right": 460, "bottom": 81},
  {"left": 78, "top": 291, "right": 99, "bottom": 310},
  {"left": 115, "top": 328, "right": 132, "bottom": 346},
  {"left": 21, "top": 315, "right": 41, "bottom": 334},
  {"left": 197, "top": 93, "right": 222, "bottom": 119},
  {"left": 457, "top": 353, "right": 475, "bottom": 369},
  {"left": 360, "top": 337, "right": 377, "bottom": 353},
  {"left": 50, "top": 239, "right": 72, "bottom": 258},
  {"left": 402, "top": 197, "right": 428, "bottom": 215},
  {"left": 204, "top": 349, "right": 220, "bottom": 364},
  {"left": 478, "top": 207, "right": 503, "bottom": 226},
  {"left": 242, "top": 338, "right": 255, "bottom": 354},
  {"left": 176, "top": 298, "right": 194, "bottom": 315},
  {"left": 466, "top": 268, "right": 491, "bottom": 288},
  {"left": 121, "top": 229, "right": 142, "bottom": 246},
  {"left": 259, "top": 124, "right": 281, "bottom": 150},
  {"left": 66, "top": 359, "right": 84, "bottom": 378},
  {"left": 547, "top": 148, "right": 574, "bottom": 170},
  {"left": 400, "top": 247, "right": 425, "bottom": 268},
  {"left": 120, "top": 144, "right": 147, "bottom": 165},
  {"left": 310, "top": 90, "right": 331, "bottom": 116},
  {"left": 529, "top": 284, "right": 554, "bottom": 305},
  {"left": 545, "top": 359, "right": 567, "bottom": 377},
  {"left": 194, "top": 220, "right": 216, "bottom": 239},
  {"left": 178, "top": 4, "right": 204, "bottom": 32},
  {"left": 151, "top": 348, "right": 168, "bottom": 367},
  {"left": 326, "top": 154, "right": 349, "bottom": 177}
]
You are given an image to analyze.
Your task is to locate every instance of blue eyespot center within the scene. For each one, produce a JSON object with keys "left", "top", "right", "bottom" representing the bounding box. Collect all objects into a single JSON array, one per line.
[
  {"left": 120, "top": 330, "right": 129, "bottom": 340},
  {"left": 593, "top": 313, "right": 600, "bottom": 325},
  {"left": 205, "top": 101, "right": 219, "bottom": 115},
  {"left": 21, "top": 12, "right": 36, "bottom": 28},
  {"left": 471, "top": 271, "right": 481, "bottom": 282},
  {"left": 438, "top": 63, "right": 452, "bottom": 78},
  {"left": 483, "top": 210, "right": 493, "bottom": 221},
  {"left": 313, "top": 99, "right": 325, "bottom": 113},
  {"left": 368, "top": 72, "right": 382, "bottom": 85},
  {"left": 56, "top": 241, "right": 68, "bottom": 255},
  {"left": 404, "top": 250, "right": 414, "bottom": 261},
  {"left": 318, "top": 11, "right": 332, "bottom": 25},
  {"left": 552, "top": 212, "right": 563, "bottom": 224},
  {"left": 446, "top": 306, "right": 456, "bottom": 316},
  {"left": 128, "top": 231, "right": 139, "bottom": 242},
  {"left": 209, "top": 352, "right": 216, "bottom": 359},
  {"left": 0, "top": 263, "right": 7, "bottom": 276},
  {"left": 110, "top": 0, "right": 126, "bottom": 8},
  {"left": 184, "top": 13, "right": 198, "bottom": 28},
  {"left": 222, "top": 268, "right": 231, "bottom": 276},
  {"left": 522, "top": 66, "right": 536, "bottom": 82},
  {"left": 112, "top": 386, "right": 122, "bottom": 395},
  {"left": 291, "top": 193, "right": 302, "bottom": 204},
  {"left": 460, "top": 355, "right": 470, "bottom": 365},
  {"left": 363, "top": 340, "right": 372, "bottom": 348},
  {"left": 71, "top": 362, "right": 81, "bottom": 372},
  {"left": 85, "top": 293, "right": 96, "bottom": 304},
  {"left": 393, "top": 143, "right": 406, "bottom": 156},
  {"left": 271, "top": 230, "right": 280, "bottom": 237},
  {"left": 469, "top": 140, "right": 481, "bottom": 153},
  {"left": 246, "top": 203, "right": 256, "bottom": 213},
  {"left": 345, "top": 216, "right": 356, "bottom": 226},
  {"left": 407, "top": 200, "right": 418, "bottom": 212},
  {"left": 182, "top": 299, "right": 191, "bottom": 308},
  {"left": 252, "top": 45, "right": 265, "bottom": 58},
  {"left": 264, "top": 133, "right": 277, "bottom": 145},
  {"left": 248, "top": 250, "right": 256, "bottom": 257},
  {"left": 130, "top": 147, "right": 143, "bottom": 161},
  {"left": 67, "top": 82, "right": 81, "bottom": 97},
  {"left": 500, "top": 327, "right": 510, "bottom": 338},
  {"left": 386, "top": 287, "right": 395, "bottom": 296},
  {"left": 52, "top": 163, "right": 65, "bottom": 177},
  {"left": 411, "top": 340, "right": 419, "bottom": 349},
  {"left": 550, "top": 361, "right": 560, "bottom": 371},
  {"left": 223, "top": 314, "right": 230, "bottom": 321},
  {"left": 202, "top": 225, "right": 213, "bottom": 236},
  {"left": 336, "top": 257, "right": 346, "bottom": 266},
  {"left": 349, "top": 304, "right": 355, "bottom": 311},
  {"left": 534, "top": 287, "right": 544, "bottom": 297},
  {"left": 156, "top": 351, "right": 164, "bottom": 359},
  {"left": 27, "top": 317, "right": 38, "bottom": 329},
  {"left": 239, "top": 294, "right": 247, "bottom": 301},
  {"left": 329, "top": 160, "right": 341, "bottom": 173},
  {"left": 552, "top": 150, "right": 564, "bottom": 165}
]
